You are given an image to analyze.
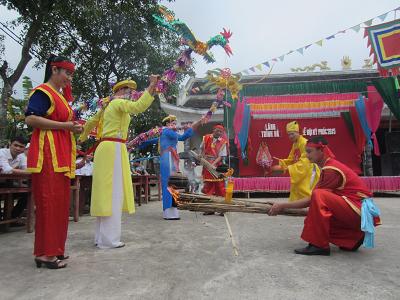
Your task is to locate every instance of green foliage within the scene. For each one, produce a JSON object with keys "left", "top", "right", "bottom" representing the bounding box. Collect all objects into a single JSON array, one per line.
[
  {"left": 1, "top": 0, "right": 189, "bottom": 141},
  {"left": 6, "top": 97, "right": 29, "bottom": 141},
  {"left": 5, "top": 75, "right": 33, "bottom": 141},
  {"left": 21, "top": 75, "right": 32, "bottom": 99}
]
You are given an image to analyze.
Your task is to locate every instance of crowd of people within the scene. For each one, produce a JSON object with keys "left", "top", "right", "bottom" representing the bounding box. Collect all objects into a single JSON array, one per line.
[{"left": 0, "top": 54, "right": 381, "bottom": 269}]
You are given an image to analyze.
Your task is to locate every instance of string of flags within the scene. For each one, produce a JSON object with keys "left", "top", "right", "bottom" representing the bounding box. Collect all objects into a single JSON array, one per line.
[{"left": 240, "top": 7, "right": 400, "bottom": 75}]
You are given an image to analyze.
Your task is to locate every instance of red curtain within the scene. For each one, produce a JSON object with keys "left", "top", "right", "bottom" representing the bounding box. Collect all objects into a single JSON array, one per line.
[{"left": 241, "top": 116, "right": 363, "bottom": 177}]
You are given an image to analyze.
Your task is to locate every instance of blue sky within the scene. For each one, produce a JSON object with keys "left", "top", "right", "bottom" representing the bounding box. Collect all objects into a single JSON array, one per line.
[{"left": 1, "top": 0, "right": 399, "bottom": 97}]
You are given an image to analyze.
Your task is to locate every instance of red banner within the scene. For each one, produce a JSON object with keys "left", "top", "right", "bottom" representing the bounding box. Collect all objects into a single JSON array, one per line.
[{"left": 240, "top": 117, "right": 362, "bottom": 176}]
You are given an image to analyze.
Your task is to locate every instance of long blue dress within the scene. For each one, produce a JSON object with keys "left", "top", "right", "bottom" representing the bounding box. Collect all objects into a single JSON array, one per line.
[{"left": 140, "top": 127, "right": 193, "bottom": 219}]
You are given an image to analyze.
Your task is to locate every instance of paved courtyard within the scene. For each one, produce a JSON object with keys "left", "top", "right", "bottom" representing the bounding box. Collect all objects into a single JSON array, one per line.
[{"left": 0, "top": 197, "right": 399, "bottom": 300}]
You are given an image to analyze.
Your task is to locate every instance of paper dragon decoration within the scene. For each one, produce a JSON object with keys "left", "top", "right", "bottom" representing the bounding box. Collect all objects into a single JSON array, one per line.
[
  {"left": 74, "top": 5, "right": 233, "bottom": 121},
  {"left": 124, "top": 6, "right": 235, "bottom": 149},
  {"left": 154, "top": 5, "right": 233, "bottom": 63}
]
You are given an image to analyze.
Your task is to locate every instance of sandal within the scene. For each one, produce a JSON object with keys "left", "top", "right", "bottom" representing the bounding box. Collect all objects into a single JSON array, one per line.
[
  {"left": 56, "top": 255, "right": 69, "bottom": 260},
  {"left": 34, "top": 258, "right": 67, "bottom": 269}
]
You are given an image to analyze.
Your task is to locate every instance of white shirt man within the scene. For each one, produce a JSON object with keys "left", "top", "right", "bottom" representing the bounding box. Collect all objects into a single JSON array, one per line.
[
  {"left": 0, "top": 148, "right": 27, "bottom": 174},
  {"left": 0, "top": 137, "right": 29, "bottom": 221}
]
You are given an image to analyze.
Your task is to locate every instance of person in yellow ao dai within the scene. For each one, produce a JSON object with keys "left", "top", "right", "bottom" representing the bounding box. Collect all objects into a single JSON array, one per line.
[{"left": 79, "top": 76, "right": 158, "bottom": 248}]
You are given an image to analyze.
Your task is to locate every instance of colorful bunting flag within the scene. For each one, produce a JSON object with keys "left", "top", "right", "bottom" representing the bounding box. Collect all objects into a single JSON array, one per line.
[
  {"left": 364, "top": 19, "right": 373, "bottom": 26},
  {"left": 351, "top": 24, "right": 361, "bottom": 32},
  {"left": 238, "top": 7, "right": 398, "bottom": 76},
  {"left": 365, "top": 19, "right": 400, "bottom": 76},
  {"left": 378, "top": 12, "right": 388, "bottom": 21}
]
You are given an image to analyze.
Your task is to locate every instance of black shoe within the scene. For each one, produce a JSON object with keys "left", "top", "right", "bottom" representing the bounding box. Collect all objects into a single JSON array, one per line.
[
  {"left": 56, "top": 255, "right": 69, "bottom": 260},
  {"left": 163, "top": 218, "right": 181, "bottom": 220},
  {"left": 339, "top": 236, "right": 364, "bottom": 252},
  {"left": 294, "top": 244, "right": 330, "bottom": 256},
  {"left": 34, "top": 258, "right": 67, "bottom": 269}
]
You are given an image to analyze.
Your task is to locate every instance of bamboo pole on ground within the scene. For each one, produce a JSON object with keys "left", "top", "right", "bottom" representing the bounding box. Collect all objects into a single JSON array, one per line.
[{"left": 224, "top": 213, "right": 239, "bottom": 256}]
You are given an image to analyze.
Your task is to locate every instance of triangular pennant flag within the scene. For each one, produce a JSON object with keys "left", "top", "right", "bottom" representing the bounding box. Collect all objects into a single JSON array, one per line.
[
  {"left": 279, "top": 55, "right": 285, "bottom": 61},
  {"left": 364, "top": 28, "right": 369, "bottom": 38},
  {"left": 296, "top": 48, "right": 304, "bottom": 55},
  {"left": 369, "top": 46, "right": 375, "bottom": 56},
  {"left": 287, "top": 50, "right": 293, "bottom": 55},
  {"left": 255, "top": 64, "right": 262, "bottom": 71},
  {"left": 263, "top": 61, "right": 270, "bottom": 68},
  {"left": 249, "top": 67, "right": 256, "bottom": 72},
  {"left": 316, "top": 40, "right": 323, "bottom": 46},
  {"left": 305, "top": 44, "right": 312, "bottom": 49},
  {"left": 272, "top": 58, "right": 278, "bottom": 62},
  {"left": 326, "top": 35, "right": 335, "bottom": 40},
  {"left": 378, "top": 12, "right": 388, "bottom": 21},
  {"left": 338, "top": 30, "right": 346, "bottom": 34},
  {"left": 352, "top": 24, "right": 361, "bottom": 32},
  {"left": 364, "top": 19, "right": 373, "bottom": 26}
]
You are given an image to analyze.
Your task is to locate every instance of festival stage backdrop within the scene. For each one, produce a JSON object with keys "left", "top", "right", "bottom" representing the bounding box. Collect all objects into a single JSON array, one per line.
[{"left": 236, "top": 93, "right": 368, "bottom": 177}]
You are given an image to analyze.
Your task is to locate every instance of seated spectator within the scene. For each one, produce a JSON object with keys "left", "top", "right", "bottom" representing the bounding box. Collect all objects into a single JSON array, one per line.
[
  {"left": 132, "top": 160, "right": 149, "bottom": 176},
  {"left": 75, "top": 155, "right": 93, "bottom": 176},
  {"left": 0, "top": 136, "right": 30, "bottom": 224}
]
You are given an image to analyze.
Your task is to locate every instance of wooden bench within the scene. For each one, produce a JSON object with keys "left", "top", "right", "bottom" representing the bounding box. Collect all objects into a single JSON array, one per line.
[
  {"left": 132, "top": 174, "right": 161, "bottom": 205},
  {"left": 146, "top": 174, "right": 161, "bottom": 202},
  {"left": 0, "top": 174, "right": 34, "bottom": 233},
  {"left": 0, "top": 174, "right": 81, "bottom": 232}
]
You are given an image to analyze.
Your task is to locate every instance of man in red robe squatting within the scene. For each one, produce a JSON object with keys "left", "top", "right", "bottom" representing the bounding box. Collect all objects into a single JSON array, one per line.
[
  {"left": 269, "top": 136, "right": 381, "bottom": 256},
  {"left": 201, "top": 124, "right": 228, "bottom": 215}
]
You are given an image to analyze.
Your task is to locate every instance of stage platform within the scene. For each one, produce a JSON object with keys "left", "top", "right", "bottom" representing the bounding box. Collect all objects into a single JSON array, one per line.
[{"left": 233, "top": 176, "right": 400, "bottom": 195}]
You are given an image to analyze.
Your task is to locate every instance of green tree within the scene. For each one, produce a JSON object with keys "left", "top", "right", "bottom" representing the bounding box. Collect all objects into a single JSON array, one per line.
[
  {"left": 1, "top": 0, "right": 187, "bottom": 143},
  {"left": 4, "top": 76, "right": 33, "bottom": 142},
  {"left": 58, "top": 1, "right": 186, "bottom": 138}
]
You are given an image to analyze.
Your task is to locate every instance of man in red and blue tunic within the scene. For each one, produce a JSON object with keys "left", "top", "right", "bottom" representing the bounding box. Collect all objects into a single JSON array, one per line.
[
  {"left": 201, "top": 125, "right": 228, "bottom": 215},
  {"left": 269, "top": 135, "right": 381, "bottom": 256}
]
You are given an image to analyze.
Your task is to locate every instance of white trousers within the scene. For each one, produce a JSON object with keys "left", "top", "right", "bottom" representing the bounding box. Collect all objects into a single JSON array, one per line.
[
  {"left": 163, "top": 207, "right": 180, "bottom": 219},
  {"left": 95, "top": 143, "right": 124, "bottom": 248}
]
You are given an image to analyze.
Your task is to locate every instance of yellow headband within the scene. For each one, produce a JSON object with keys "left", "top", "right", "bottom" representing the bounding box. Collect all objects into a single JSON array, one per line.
[
  {"left": 286, "top": 121, "right": 299, "bottom": 133},
  {"left": 112, "top": 80, "right": 137, "bottom": 93},
  {"left": 162, "top": 115, "right": 177, "bottom": 124}
]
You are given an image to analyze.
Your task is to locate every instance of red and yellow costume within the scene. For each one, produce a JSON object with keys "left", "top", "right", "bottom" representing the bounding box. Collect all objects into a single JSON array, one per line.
[
  {"left": 301, "top": 154, "right": 381, "bottom": 250},
  {"left": 27, "top": 82, "right": 76, "bottom": 257},
  {"left": 201, "top": 129, "right": 228, "bottom": 197}
]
